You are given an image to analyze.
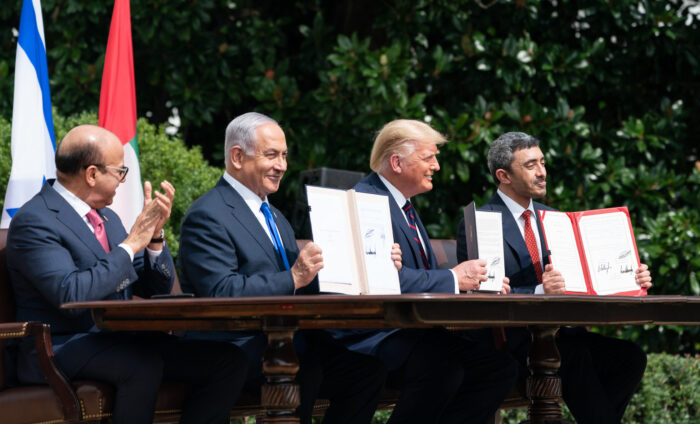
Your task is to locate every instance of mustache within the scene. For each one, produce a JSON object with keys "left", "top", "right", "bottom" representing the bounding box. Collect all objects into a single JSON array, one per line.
[{"left": 533, "top": 178, "right": 546, "bottom": 184}]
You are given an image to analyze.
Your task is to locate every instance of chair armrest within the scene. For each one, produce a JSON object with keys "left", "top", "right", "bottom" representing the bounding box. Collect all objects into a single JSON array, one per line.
[
  {"left": 0, "top": 322, "right": 35, "bottom": 339},
  {"left": 0, "top": 322, "right": 81, "bottom": 421}
]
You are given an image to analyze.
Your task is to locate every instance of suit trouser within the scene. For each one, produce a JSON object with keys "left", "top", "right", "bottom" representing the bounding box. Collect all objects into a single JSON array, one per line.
[
  {"left": 506, "top": 327, "right": 647, "bottom": 424},
  {"left": 557, "top": 330, "right": 647, "bottom": 424},
  {"left": 61, "top": 332, "right": 248, "bottom": 424},
  {"left": 380, "top": 329, "right": 518, "bottom": 424},
  {"left": 295, "top": 330, "right": 387, "bottom": 424}
]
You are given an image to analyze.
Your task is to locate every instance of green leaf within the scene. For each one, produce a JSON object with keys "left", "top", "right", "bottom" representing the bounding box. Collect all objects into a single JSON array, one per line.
[{"left": 337, "top": 34, "right": 352, "bottom": 51}]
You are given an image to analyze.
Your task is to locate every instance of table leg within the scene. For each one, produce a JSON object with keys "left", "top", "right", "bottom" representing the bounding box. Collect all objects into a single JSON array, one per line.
[
  {"left": 523, "top": 325, "right": 572, "bottom": 424},
  {"left": 261, "top": 317, "right": 301, "bottom": 423}
]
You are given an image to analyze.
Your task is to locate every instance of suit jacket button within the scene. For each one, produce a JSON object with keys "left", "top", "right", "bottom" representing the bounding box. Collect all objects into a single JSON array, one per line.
[{"left": 118, "top": 279, "right": 130, "bottom": 291}]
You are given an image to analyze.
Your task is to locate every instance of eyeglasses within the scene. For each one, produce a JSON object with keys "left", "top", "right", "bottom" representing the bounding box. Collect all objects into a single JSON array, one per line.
[{"left": 95, "top": 164, "right": 129, "bottom": 182}]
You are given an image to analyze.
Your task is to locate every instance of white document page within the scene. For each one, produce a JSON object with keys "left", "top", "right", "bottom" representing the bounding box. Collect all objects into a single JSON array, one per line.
[
  {"left": 354, "top": 192, "right": 401, "bottom": 294},
  {"left": 474, "top": 210, "right": 506, "bottom": 292},
  {"left": 540, "top": 211, "right": 588, "bottom": 293},
  {"left": 306, "top": 186, "right": 362, "bottom": 294},
  {"left": 578, "top": 212, "right": 639, "bottom": 295}
]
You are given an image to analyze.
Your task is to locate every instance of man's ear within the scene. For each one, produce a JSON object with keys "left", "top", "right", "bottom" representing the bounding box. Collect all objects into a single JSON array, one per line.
[
  {"left": 389, "top": 154, "right": 402, "bottom": 174},
  {"left": 230, "top": 146, "right": 245, "bottom": 170},
  {"left": 84, "top": 165, "right": 99, "bottom": 187},
  {"left": 495, "top": 168, "right": 510, "bottom": 185}
]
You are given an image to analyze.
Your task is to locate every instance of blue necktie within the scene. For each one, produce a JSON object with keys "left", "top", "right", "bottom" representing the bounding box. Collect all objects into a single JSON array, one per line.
[
  {"left": 260, "top": 202, "right": 291, "bottom": 270},
  {"left": 402, "top": 200, "right": 430, "bottom": 270}
]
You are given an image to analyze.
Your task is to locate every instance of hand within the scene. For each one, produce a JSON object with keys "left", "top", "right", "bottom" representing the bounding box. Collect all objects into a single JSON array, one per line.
[
  {"left": 144, "top": 180, "right": 175, "bottom": 240},
  {"left": 390, "top": 243, "right": 402, "bottom": 271},
  {"left": 635, "top": 263, "right": 652, "bottom": 290},
  {"left": 122, "top": 200, "right": 161, "bottom": 253},
  {"left": 500, "top": 277, "right": 511, "bottom": 295},
  {"left": 453, "top": 259, "right": 487, "bottom": 292},
  {"left": 291, "top": 242, "right": 324, "bottom": 290},
  {"left": 542, "top": 264, "right": 566, "bottom": 294}
]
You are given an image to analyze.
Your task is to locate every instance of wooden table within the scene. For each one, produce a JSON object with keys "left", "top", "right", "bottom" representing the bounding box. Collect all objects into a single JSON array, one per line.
[{"left": 63, "top": 294, "right": 700, "bottom": 423}]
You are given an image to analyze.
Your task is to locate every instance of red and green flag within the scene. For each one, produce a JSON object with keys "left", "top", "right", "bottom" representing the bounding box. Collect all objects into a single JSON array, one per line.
[{"left": 99, "top": 0, "right": 142, "bottom": 230}]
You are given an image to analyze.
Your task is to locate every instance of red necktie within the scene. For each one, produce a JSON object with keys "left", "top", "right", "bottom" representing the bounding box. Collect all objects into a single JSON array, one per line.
[
  {"left": 522, "top": 210, "right": 542, "bottom": 284},
  {"left": 86, "top": 209, "right": 110, "bottom": 253}
]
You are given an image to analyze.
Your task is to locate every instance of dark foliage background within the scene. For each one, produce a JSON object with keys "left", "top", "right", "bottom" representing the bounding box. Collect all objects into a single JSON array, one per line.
[{"left": 1, "top": 0, "right": 698, "bottom": 353}]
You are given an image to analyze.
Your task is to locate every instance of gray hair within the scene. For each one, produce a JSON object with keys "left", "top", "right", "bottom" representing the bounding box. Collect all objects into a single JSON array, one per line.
[
  {"left": 487, "top": 132, "right": 541, "bottom": 184},
  {"left": 224, "top": 112, "right": 278, "bottom": 163}
]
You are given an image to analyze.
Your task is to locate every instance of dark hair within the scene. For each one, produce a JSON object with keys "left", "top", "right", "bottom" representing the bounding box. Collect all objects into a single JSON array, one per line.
[
  {"left": 487, "top": 132, "right": 541, "bottom": 184},
  {"left": 55, "top": 142, "right": 103, "bottom": 175}
]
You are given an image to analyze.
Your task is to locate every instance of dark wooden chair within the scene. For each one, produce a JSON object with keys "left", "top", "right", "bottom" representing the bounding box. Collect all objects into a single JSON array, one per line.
[
  {"left": 0, "top": 229, "right": 201, "bottom": 423},
  {"left": 0, "top": 228, "right": 117, "bottom": 423}
]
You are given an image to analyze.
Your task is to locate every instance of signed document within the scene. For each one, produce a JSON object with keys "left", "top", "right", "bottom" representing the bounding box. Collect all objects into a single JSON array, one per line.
[
  {"left": 463, "top": 201, "right": 505, "bottom": 293},
  {"left": 537, "top": 211, "right": 588, "bottom": 293},
  {"left": 539, "top": 207, "right": 645, "bottom": 296},
  {"left": 306, "top": 185, "right": 400, "bottom": 295}
]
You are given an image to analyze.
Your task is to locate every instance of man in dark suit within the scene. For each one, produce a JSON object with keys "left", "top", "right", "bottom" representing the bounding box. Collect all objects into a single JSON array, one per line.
[
  {"left": 7, "top": 125, "right": 248, "bottom": 424},
  {"left": 456, "top": 131, "right": 652, "bottom": 424},
  {"left": 178, "top": 112, "right": 387, "bottom": 424},
  {"left": 335, "top": 119, "right": 518, "bottom": 424}
]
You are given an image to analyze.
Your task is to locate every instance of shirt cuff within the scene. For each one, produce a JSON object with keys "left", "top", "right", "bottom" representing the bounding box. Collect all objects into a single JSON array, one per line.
[
  {"left": 118, "top": 243, "right": 134, "bottom": 262},
  {"left": 449, "top": 269, "right": 460, "bottom": 294},
  {"left": 535, "top": 284, "right": 545, "bottom": 294},
  {"left": 146, "top": 247, "right": 163, "bottom": 262}
]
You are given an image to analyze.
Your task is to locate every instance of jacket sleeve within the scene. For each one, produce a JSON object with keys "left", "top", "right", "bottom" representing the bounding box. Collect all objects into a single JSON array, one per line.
[
  {"left": 131, "top": 244, "right": 176, "bottom": 298},
  {"left": 397, "top": 267, "right": 456, "bottom": 293}
]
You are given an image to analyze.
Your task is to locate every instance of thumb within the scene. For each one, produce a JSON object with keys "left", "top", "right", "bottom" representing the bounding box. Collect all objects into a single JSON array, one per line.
[{"left": 544, "top": 263, "right": 553, "bottom": 272}]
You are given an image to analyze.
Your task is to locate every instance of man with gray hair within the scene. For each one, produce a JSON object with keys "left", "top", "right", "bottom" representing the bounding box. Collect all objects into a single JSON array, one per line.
[
  {"left": 178, "top": 112, "right": 388, "bottom": 423},
  {"left": 456, "top": 131, "right": 652, "bottom": 424}
]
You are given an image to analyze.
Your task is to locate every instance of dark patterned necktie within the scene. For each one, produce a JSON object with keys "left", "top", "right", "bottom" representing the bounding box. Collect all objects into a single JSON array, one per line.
[{"left": 402, "top": 200, "right": 430, "bottom": 270}]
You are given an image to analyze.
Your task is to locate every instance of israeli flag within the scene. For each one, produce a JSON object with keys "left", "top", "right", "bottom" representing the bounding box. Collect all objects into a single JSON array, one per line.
[{"left": 1, "top": 0, "right": 55, "bottom": 228}]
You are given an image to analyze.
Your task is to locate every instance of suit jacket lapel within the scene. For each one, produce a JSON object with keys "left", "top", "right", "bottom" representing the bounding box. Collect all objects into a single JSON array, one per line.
[
  {"left": 411, "top": 208, "right": 438, "bottom": 268},
  {"left": 42, "top": 182, "right": 108, "bottom": 258},
  {"left": 100, "top": 209, "right": 123, "bottom": 252},
  {"left": 391, "top": 199, "right": 423, "bottom": 267},
  {"left": 271, "top": 205, "right": 296, "bottom": 254},
  {"left": 215, "top": 178, "right": 282, "bottom": 269},
  {"left": 488, "top": 193, "right": 533, "bottom": 270},
  {"left": 533, "top": 203, "right": 551, "bottom": 267}
]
